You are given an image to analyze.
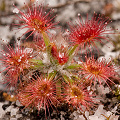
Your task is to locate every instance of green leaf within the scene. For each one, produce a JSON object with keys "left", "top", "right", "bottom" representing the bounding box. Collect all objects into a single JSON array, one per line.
[
  {"left": 56, "top": 80, "right": 62, "bottom": 98},
  {"left": 66, "top": 64, "right": 82, "bottom": 69},
  {"left": 68, "top": 44, "right": 78, "bottom": 57},
  {"left": 29, "top": 59, "right": 43, "bottom": 64},
  {"left": 42, "top": 32, "right": 50, "bottom": 47},
  {"left": 71, "top": 74, "right": 81, "bottom": 81},
  {"left": 48, "top": 71, "right": 57, "bottom": 81},
  {"left": 62, "top": 74, "right": 73, "bottom": 84},
  {"left": 29, "top": 59, "right": 44, "bottom": 69},
  {"left": 67, "top": 44, "right": 78, "bottom": 63}
]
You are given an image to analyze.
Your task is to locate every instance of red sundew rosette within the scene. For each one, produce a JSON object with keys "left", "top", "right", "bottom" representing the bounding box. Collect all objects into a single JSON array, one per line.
[
  {"left": 16, "top": 75, "right": 59, "bottom": 116},
  {"left": 68, "top": 13, "right": 114, "bottom": 50},
  {"left": 0, "top": 44, "right": 34, "bottom": 89},
  {"left": 14, "top": 1, "right": 58, "bottom": 40},
  {"left": 79, "top": 56, "right": 118, "bottom": 89},
  {"left": 65, "top": 82, "right": 95, "bottom": 111}
]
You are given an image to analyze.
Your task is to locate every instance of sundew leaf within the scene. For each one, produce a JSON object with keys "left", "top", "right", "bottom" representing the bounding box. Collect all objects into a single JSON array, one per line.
[
  {"left": 42, "top": 32, "right": 50, "bottom": 47},
  {"left": 62, "top": 74, "right": 73, "bottom": 84},
  {"left": 66, "top": 63, "right": 82, "bottom": 69},
  {"left": 29, "top": 59, "right": 44, "bottom": 69},
  {"left": 48, "top": 70, "right": 57, "bottom": 81},
  {"left": 62, "top": 71, "right": 82, "bottom": 83},
  {"left": 46, "top": 43, "right": 59, "bottom": 65},
  {"left": 67, "top": 44, "right": 78, "bottom": 64},
  {"left": 68, "top": 44, "right": 78, "bottom": 57}
]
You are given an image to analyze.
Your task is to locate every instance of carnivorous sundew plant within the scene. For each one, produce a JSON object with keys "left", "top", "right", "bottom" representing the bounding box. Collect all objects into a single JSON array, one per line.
[
  {"left": 0, "top": 1, "right": 119, "bottom": 119},
  {"left": 69, "top": 14, "right": 113, "bottom": 50}
]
